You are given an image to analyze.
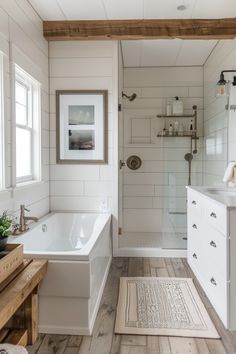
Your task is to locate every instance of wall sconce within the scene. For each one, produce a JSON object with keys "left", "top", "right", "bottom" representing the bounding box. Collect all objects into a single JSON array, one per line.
[
  {"left": 216, "top": 70, "right": 236, "bottom": 111},
  {"left": 216, "top": 70, "right": 236, "bottom": 97}
]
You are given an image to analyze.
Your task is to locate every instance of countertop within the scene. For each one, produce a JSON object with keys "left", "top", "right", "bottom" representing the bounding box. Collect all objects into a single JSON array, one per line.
[{"left": 186, "top": 186, "right": 236, "bottom": 208}]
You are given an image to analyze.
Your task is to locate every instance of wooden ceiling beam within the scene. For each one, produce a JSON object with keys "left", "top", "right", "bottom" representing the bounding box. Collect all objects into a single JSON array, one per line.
[{"left": 43, "top": 18, "right": 236, "bottom": 41}]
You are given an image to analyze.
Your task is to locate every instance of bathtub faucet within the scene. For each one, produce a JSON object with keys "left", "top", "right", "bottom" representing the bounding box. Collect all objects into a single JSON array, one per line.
[{"left": 13, "top": 204, "right": 38, "bottom": 235}]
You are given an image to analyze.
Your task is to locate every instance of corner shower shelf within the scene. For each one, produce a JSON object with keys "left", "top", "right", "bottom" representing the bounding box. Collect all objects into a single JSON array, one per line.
[
  {"left": 156, "top": 105, "right": 198, "bottom": 151},
  {"left": 156, "top": 105, "right": 197, "bottom": 119}
]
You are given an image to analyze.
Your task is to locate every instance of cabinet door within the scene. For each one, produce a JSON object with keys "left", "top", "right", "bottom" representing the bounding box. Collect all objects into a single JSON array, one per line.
[
  {"left": 187, "top": 212, "right": 204, "bottom": 275},
  {"left": 204, "top": 199, "right": 227, "bottom": 235},
  {"left": 187, "top": 190, "right": 203, "bottom": 217},
  {"left": 204, "top": 221, "right": 228, "bottom": 280},
  {"left": 202, "top": 270, "right": 228, "bottom": 328}
]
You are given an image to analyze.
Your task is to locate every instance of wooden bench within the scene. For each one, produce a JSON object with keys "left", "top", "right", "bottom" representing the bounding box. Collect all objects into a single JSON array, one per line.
[{"left": 0, "top": 258, "right": 48, "bottom": 346}]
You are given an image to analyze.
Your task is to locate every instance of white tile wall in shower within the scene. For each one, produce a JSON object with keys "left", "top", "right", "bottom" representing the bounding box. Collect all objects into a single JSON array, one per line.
[
  {"left": 228, "top": 86, "right": 236, "bottom": 161},
  {"left": 49, "top": 40, "right": 118, "bottom": 212},
  {"left": 0, "top": 0, "right": 49, "bottom": 217},
  {"left": 203, "top": 39, "right": 236, "bottom": 185},
  {"left": 122, "top": 66, "right": 204, "bottom": 233}
]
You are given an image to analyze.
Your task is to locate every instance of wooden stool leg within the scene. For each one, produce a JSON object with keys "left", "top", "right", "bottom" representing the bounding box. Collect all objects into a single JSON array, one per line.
[{"left": 24, "top": 290, "right": 38, "bottom": 345}]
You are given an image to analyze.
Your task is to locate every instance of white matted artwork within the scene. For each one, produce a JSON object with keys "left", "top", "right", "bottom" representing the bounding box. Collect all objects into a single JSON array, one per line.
[{"left": 56, "top": 90, "right": 108, "bottom": 164}]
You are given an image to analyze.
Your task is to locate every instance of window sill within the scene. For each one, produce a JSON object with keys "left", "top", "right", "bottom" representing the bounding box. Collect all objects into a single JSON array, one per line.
[{"left": 15, "top": 180, "right": 44, "bottom": 191}]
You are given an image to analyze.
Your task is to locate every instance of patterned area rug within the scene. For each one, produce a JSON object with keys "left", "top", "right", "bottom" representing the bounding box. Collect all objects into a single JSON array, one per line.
[{"left": 115, "top": 277, "right": 219, "bottom": 338}]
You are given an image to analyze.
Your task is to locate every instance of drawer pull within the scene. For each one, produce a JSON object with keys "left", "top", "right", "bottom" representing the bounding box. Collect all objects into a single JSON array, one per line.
[
  {"left": 192, "top": 253, "right": 197, "bottom": 259},
  {"left": 210, "top": 212, "right": 217, "bottom": 218},
  {"left": 192, "top": 200, "right": 197, "bottom": 205},
  {"left": 210, "top": 240, "right": 217, "bottom": 248},
  {"left": 192, "top": 224, "right": 197, "bottom": 229},
  {"left": 210, "top": 277, "right": 217, "bottom": 286}
]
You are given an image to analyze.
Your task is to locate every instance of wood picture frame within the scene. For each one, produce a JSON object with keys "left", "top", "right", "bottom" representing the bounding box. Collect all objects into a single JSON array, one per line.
[{"left": 56, "top": 90, "right": 108, "bottom": 164}]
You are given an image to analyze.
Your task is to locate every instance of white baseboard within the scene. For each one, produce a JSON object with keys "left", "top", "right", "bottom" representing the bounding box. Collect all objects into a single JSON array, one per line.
[{"left": 39, "top": 325, "right": 90, "bottom": 336}]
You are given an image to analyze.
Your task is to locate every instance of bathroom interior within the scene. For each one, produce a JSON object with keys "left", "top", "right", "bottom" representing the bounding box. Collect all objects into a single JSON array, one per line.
[{"left": 0, "top": 1, "right": 236, "bottom": 353}]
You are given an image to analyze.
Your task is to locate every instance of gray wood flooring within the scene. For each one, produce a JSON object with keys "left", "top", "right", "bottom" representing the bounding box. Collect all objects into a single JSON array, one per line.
[{"left": 27, "top": 258, "right": 236, "bottom": 354}]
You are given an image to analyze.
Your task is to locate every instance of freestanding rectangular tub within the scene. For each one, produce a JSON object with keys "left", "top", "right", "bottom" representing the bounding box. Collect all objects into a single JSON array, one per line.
[{"left": 9, "top": 212, "right": 112, "bottom": 335}]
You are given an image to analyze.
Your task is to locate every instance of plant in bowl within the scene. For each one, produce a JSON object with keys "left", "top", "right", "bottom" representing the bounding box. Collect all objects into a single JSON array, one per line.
[{"left": 0, "top": 211, "right": 12, "bottom": 251}]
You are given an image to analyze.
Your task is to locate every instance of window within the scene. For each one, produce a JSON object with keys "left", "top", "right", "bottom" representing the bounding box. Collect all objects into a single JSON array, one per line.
[
  {"left": 15, "top": 66, "right": 41, "bottom": 184},
  {"left": 0, "top": 54, "right": 4, "bottom": 190}
]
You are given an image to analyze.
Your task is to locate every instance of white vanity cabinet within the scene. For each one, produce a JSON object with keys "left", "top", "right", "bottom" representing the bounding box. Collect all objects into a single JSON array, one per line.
[{"left": 187, "top": 187, "right": 236, "bottom": 329}]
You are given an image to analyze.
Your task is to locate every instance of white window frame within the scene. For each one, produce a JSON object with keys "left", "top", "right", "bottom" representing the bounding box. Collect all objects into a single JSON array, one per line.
[
  {"left": 14, "top": 65, "right": 41, "bottom": 185},
  {"left": 0, "top": 53, "right": 4, "bottom": 190}
]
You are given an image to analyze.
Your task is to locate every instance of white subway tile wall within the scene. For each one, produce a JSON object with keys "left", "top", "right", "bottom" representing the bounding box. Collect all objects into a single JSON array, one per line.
[
  {"left": 49, "top": 41, "right": 118, "bottom": 212},
  {"left": 122, "top": 66, "right": 204, "bottom": 234},
  {"left": 0, "top": 0, "right": 49, "bottom": 218},
  {"left": 203, "top": 39, "right": 236, "bottom": 185}
]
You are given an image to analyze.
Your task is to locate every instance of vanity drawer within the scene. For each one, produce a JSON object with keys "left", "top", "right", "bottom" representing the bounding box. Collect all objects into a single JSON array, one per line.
[
  {"left": 204, "top": 199, "right": 227, "bottom": 235},
  {"left": 203, "top": 271, "right": 228, "bottom": 327},
  {"left": 187, "top": 243, "right": 201, "bottom": 275},
  {"left": 187, "top": 219, "right": 204, "bottom": 274},
  {"left": 187, "top": 214, "right": 203, "bottom": 241},
  {"left": 187, "top": 191, "right": 203, "bottom": 216},
  {"left": 204, "top": 224, "right": 228, "bottom": 280}
]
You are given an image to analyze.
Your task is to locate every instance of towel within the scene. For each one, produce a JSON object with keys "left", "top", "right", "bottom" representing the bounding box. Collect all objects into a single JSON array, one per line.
[
  {"left": 0, "top": 344, "right": 28, "bottom": 354},
  {"left": 223, "top": 161, "right": 236, "bottom": 183}
]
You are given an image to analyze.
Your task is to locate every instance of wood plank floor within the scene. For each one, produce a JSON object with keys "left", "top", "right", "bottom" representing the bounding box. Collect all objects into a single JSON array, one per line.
[{"left": 27, "top": 258, "right": 236, "bottom": 354}]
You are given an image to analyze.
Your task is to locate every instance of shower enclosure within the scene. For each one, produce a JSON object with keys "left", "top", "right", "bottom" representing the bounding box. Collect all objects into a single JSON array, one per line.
[{"left": 118, "top": 103, "right": 202, "bottom": 253}]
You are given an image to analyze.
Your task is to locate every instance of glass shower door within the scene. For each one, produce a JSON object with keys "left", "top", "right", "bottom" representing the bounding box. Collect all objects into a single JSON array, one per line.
[{"left": 161, "top": 136, "right": 202, "bottom": 249}]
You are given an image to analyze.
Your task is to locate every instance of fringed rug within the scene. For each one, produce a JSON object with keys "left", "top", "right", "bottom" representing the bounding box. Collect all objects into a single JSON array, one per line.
[{"left": 115, "top": 277, "right": 219, "bottom": 338}]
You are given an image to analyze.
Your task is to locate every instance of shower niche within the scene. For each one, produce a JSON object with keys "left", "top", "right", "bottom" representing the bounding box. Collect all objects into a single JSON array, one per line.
[{"left": 124, "top": 105, "right": 199, "bottom": 148}]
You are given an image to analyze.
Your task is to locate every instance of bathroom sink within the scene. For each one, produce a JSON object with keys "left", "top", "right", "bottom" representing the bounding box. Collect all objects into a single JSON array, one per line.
[{"left": 206, "top": 188, "right": 236, "bottom": 196}]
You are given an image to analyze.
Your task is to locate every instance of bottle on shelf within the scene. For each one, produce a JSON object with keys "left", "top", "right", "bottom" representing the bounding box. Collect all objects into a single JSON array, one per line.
[
  {"left": 189, "top": 119, "right": 193, "bottom": 135},
  {"left": 174, "top": 121, "right": 179, "bottom": 136},
  {"left": 162, "top": 128, "right": 167, "bottom": 136},
  {"left": 166, "top": 101, "right": 172, "bottom": 116},
  {"left": 178, "top": 123, "right": 184, "bottom": 136},
  {"left": 172, "top": 96, "right": 183, "bottom": 116},
  {"left": 169, "top": 123, "right": 173, "bottom": 136}
]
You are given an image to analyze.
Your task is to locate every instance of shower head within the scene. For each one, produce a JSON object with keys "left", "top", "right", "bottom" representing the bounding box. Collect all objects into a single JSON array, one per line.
[{"left": 122, "top": 91, "right": 137, "bottom": 102}]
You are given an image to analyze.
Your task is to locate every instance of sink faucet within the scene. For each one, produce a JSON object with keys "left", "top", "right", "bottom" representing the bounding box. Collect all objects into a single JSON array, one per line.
[{"left": 13, "top": 204, "right": 38, "bottom": 234}]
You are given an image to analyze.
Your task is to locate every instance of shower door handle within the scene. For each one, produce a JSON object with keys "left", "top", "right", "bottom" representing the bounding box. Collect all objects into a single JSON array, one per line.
[{"left": 119, "top": 160, "right": 126, "bottom": 169}]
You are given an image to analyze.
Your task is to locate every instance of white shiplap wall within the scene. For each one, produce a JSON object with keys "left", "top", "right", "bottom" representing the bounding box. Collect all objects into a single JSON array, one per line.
[
  {"left": 122, "top": 66, "right": 204, "bottom": 234},
  {"left": 49, "top": 41, "right": 118, "bottom": 218},
  {"left": 0, "top": 0, "right": 49, "bottom": 218},
  {"left": 203, "top": 39, "right": 236, "bottom": 185}
]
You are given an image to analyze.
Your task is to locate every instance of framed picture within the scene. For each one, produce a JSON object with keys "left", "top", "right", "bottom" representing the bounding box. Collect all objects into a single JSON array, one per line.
[{"left": 56, "top": 90, "right": 108, "bottom": 164}]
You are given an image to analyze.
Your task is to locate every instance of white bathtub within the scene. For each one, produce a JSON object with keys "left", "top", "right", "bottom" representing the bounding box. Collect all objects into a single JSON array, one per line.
[{"left": 9, "top": 212, "right": 112, "bottom": 335}]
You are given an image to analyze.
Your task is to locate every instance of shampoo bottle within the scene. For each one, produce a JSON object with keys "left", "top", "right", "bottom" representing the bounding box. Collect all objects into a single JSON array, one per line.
[
  {"left": 174, "top": 121, "right": 179, "bottom": 136},
  {"left": 166, "top": 101, "right": 172, "bottom": 116},
  {"left": 189, "top": 119, "right": 193, "bottom": 134},
  {"left": 172, "top": 96, "right": 183, "bottom": 116},
  {"left": 169, "top": 123, "right": 173, "bottom": 136}
]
